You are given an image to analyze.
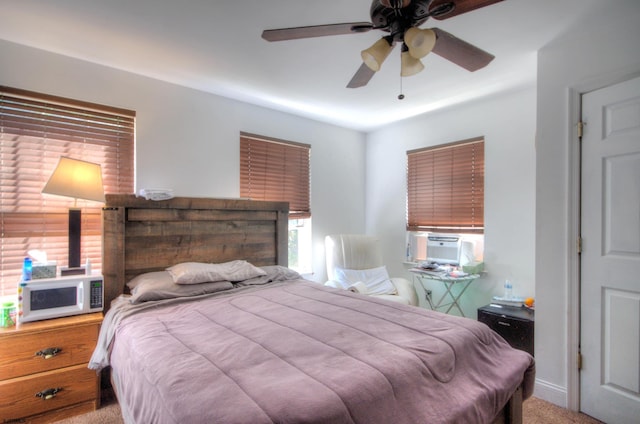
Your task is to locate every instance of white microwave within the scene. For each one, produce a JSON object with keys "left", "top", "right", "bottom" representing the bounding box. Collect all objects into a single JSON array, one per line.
[{"left": 17, "top": 275, "right": 104, "bottom": 323}]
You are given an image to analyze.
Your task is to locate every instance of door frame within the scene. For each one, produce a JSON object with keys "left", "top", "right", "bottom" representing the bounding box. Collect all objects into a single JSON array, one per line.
[{"left": 567, "top": 67, "right": 640, "bottom": 412}]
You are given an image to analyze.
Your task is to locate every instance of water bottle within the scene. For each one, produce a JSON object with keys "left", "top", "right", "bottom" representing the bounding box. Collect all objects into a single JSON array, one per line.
[
  {"left": 504, "top": 279, "right": 513, "bottom": 299},
  {"left": 23, "top": 257, "right": 32, "bottom": 281}
]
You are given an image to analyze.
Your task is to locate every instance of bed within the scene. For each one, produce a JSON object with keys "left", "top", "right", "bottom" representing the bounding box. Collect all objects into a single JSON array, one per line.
[{"left": 90, "top": 195, "right": 535, "bottom": 424}]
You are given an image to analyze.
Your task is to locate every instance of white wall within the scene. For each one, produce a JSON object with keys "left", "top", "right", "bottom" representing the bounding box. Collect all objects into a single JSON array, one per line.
[
  {"left": 0, "top": 39, "right": 367, "bottom": 282},
  {"left": 365, "top": 86, "right": 537, "bottom": 314},
  {"left": 535, "top": 0, "right": 640, "bottom": 408}
]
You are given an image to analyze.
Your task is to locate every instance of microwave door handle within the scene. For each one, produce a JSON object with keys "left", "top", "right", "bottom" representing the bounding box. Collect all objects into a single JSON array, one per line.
[{"left": 78, "top": 284, "right": 83, "bottom": 308}]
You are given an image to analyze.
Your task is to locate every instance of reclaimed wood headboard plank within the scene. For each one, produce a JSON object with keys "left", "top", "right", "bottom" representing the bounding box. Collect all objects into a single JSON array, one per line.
[{"left": 102, "top": 195, "right": 289, "bottom": 310}]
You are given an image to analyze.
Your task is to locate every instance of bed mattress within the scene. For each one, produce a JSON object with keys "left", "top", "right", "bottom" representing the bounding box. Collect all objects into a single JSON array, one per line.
[{"left": 94, "top": 279, "right": 534, "bottom": 424}]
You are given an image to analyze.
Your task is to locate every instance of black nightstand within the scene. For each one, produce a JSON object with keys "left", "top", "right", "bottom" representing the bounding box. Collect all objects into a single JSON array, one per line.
[{"left": 477, "top": 304, "right": 534, "bottom": 356}]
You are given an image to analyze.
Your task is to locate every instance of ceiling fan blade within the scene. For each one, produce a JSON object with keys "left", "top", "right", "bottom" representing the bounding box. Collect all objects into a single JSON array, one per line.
[
  {"left": 262, "top": 22, "right": 373, "bottom": 42},
  {"left": 429, "top": 0, "right": 503, "bottom": 20},
  {"left": 347, "top": 63, "right": 376, "bottom": 88},
  {"left": 431, "top": 28, "right": 494, "bottom": 71}
]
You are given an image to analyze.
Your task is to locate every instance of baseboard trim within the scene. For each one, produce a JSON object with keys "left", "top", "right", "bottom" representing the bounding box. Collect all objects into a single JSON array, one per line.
[{"left": 533, "top": 378, "right": 568, "bottom": 408}]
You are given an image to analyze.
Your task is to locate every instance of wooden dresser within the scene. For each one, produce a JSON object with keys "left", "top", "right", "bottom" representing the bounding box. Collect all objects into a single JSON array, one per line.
[{"left": 0, "top": 313, "right": 102, "bottom": 423}]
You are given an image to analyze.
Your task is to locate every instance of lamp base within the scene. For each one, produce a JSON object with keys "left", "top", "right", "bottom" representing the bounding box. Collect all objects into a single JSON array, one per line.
[
  {"left": 60, "top": 266, "right": 86, "bottom": 277},
  {"left": 68, "top": 208, "right": 82, "bottom": 269}
]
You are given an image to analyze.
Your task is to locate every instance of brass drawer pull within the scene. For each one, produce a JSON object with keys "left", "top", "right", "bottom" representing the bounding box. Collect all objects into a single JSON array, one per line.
[
  {"left": 35, "top": 387, "right": 62, "bottom": 400},
  {"left": 35, "top": 347, "right": 62, "bottom": 359}
]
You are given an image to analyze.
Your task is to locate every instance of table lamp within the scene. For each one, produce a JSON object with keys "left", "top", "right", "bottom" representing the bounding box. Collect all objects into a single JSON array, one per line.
[{"left": 42, "top": 156, "right": 105, "bottom": 275}]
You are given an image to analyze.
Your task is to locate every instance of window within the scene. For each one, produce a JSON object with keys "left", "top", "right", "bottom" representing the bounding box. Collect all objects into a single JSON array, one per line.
[
  {"left": 288, "top": 218, "right": 312, "bottom": 273},
  {"left": 0, "top": 86, "right": 135, "bottom": 297},
  {"left": 407, "top": 137, "right": 484, "bottom": 234},
  {"left": 239, "top": 133, "right": 312, "bottom": 273},
  {"left": 239, "top": 133, "right": 311, "bottom": 219}
]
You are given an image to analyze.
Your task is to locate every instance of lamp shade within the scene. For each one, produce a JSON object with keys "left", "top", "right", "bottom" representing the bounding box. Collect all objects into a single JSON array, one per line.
[
  {"left": 401, "top": 50, "right": 425, "bottom": 76},
  {"left": 404, "top": 27, "right": 436, "bottom": 59},
  {"left": 361, "top": 38, "right": 393, "bottom": 72},
  {"left": 42, "top": 156, "right": 105, "bottom": 203}
]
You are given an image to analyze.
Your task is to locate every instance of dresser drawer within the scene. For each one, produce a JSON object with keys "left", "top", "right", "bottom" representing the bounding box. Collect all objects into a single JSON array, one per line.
[
  {"left": 481, "top": 313, "right": 530, "bottom": 342},
  {"left": 0, "top": 322, "right": 99, "bottom": 380},
  {"left": 0, "top": 363, "right": 99, "bottom": 421}
]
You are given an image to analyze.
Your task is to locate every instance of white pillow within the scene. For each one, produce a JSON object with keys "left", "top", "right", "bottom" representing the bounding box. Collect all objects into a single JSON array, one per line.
[
  {"left": 167, "top": 260, "right": 266, "bottom": 284},
  {"left": 333, "top": 266, "right": 397, "bottom": 295}
]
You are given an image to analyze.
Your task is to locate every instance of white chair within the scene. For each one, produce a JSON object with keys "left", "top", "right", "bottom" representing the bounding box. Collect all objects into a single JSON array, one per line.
[{"left": 324, "top": 234, "right": 418, "bottom": 306}]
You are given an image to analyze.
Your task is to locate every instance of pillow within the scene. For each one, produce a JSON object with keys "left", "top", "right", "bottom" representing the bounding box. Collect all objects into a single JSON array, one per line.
[
  {"left": 127, "top": 271, "right": 234, "bottom": 304},
  {"left": 260, "top": 265, "right": 302, "bottom": 282},
  {"left": 333, "top": 266, "right": 397, "bottom": 295},
  {"left": 167, "top": 260, "right": 266, "bottom": 284},
  {"left": 235, "top": 266, "right": 303, "bottom": 286}
]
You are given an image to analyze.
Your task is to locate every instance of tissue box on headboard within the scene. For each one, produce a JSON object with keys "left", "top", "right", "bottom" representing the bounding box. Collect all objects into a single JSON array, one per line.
[{"left": 32, "top": 262, "right": 57, "bottom": 279}]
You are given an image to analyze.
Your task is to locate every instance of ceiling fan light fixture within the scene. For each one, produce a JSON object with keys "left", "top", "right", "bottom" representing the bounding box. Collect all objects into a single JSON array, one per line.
[
  {"left": 404, "top": 27, "right": 436, "bottom": 59},
  {"left": 401, "top": 50, "right": 424, "bottom": 76},
  {"left": 361, "top": 37, "right": 393, "bottom": 72}
]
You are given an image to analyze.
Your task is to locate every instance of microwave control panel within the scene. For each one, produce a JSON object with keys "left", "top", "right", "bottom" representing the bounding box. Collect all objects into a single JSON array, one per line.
[{"left": 89, "top": 279, "right": 103, "bottom": 310}]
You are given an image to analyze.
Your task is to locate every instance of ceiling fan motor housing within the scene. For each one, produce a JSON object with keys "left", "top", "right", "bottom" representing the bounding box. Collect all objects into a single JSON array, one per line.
[{"left": 371, "top": 0, "right": 434, "bottom": 42}]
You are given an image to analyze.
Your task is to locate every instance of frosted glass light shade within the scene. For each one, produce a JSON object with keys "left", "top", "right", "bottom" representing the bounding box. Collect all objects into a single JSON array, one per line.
[
  {"left": 404, "top": 27, "right": 436, "bottom": 59},
  {"left": 401, "top": 51, "right": 425, "bottom": 76},
  {"left": 361, "top": 38, "right": 393, "bottom": 72},
  {"left": 42, "top": 156, "right": 105, "bottom": 203}
]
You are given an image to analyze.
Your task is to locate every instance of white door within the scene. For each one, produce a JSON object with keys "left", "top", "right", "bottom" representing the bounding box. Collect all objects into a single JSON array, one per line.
[{"left": 580, "top": 75, "right": 640, "bottom": 424}]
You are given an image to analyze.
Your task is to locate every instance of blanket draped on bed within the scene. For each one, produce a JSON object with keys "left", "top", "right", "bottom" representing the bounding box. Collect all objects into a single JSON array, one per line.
[{"left": 92, "top": 280, "right": 534, "bottom": 424}]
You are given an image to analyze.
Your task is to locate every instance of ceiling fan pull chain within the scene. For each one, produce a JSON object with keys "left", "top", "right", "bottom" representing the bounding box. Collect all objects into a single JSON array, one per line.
[{"left": 398, "top": 76, "right": 405, "bottom": 100}]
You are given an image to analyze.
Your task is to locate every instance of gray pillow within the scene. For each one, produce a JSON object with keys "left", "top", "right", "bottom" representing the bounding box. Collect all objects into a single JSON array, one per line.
[
  {"left": 261, "top": 265, "right": 302, "bottom": 281},
  {"left": 166, "top": 260, "right": 266, "bottom": 284},
  {"left": 127, "top": 271, "right": 233, "bottom": 304},
  {"left": 235, "top": 266, "right": 303, "bottom": 286}
]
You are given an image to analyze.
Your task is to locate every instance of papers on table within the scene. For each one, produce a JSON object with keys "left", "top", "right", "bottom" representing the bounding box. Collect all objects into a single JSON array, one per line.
[{"left": 410, "top": 262, "right": 469, "bottom": 278}]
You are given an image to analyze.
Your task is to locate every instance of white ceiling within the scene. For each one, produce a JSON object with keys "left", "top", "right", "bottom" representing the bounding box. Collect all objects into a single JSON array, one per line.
[{"left": 0, "top": 0, "right": 603, "bottom": 132}]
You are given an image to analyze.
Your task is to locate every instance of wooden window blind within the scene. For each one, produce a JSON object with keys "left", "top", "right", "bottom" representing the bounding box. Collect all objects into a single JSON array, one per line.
[
  {"left": 407, "top": 137, "right": 484, "bottom": 234},
  {"left": 0, "top": 86, "right": 135, "bottom": 296},
  {"left": 240, "top": 133, "right": 310, "bottom": 219}
]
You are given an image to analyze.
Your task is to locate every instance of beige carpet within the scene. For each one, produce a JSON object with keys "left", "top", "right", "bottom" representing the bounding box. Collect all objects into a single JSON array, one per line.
[
  {"left": 522, "top": 397, "right": 604, "bottom": 424},
  {"left": 52, "top": 395, "right": 604, "bottom": 424}
]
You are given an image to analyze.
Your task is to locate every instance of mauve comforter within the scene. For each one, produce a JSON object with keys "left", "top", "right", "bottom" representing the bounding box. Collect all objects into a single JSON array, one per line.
[{"left": 103, "top": 281, "right": 534, "bottom": 424}]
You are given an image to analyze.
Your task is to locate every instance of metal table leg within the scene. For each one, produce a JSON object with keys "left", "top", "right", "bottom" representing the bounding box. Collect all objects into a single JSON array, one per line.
[
  {"left": 432, "top": 279, "right": 474, "bottom": 317},
  {"left": 411, "top": 273, "right": 480, "bottom": 317}
]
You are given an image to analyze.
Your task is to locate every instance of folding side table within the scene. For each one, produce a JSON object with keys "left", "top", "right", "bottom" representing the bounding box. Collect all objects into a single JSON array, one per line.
[{"left": 410, "top": 271, "right": 480, "bottom": 317}]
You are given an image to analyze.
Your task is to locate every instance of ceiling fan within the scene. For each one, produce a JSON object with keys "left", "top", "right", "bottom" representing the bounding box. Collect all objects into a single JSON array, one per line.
[{"left": 262, "top": 0, "right": 502, "bottom": 88}]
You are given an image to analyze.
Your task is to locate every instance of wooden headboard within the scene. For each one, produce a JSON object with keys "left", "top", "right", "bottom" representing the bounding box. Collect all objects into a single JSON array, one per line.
[{"left": 101, "top": 194, "right": 289, "bottom": 309}]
